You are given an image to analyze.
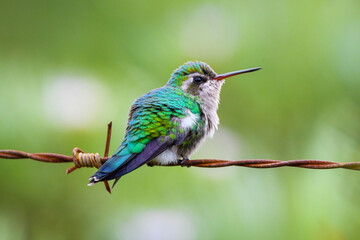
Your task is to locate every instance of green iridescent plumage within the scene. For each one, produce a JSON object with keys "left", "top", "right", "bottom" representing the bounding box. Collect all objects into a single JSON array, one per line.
[{"left": 119, "top": 87, "right": 202, "bottom": 155}]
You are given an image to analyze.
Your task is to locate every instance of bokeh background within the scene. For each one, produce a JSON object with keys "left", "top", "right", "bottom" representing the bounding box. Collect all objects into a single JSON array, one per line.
[{"left": 1, "top": 0, "right": 360, "bottom": 239}]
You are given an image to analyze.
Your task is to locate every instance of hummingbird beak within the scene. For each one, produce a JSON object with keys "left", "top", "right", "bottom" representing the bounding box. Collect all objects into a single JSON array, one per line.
[{"left": 213, "top": 67, "right": 262, "bottom": 80}]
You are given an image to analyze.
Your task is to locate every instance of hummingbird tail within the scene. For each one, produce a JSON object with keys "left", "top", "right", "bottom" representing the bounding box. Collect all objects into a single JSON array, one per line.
[
  {"left": 88, "top": 138, "right": 172, "bottom": 187},
  {"left": 88, "top": 153, "right": 134, "bottom": 185}
]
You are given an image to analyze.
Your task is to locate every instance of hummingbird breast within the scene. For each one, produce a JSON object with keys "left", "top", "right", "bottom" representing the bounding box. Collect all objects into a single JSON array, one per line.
[
  {"left": 176, "top": 104, "right": 219, "bottom": 159},
  {"left": 150, "top": 102, "right": 220, "bottom": 165},
  {"left": 144, "top": 84, "right": 222, "bottom": 166},
  {"left": 175, "top": 79, "right": 223, "bottom": 158},
  {"left": 153, "top": 112, "right": 213, "bottom": 165}
]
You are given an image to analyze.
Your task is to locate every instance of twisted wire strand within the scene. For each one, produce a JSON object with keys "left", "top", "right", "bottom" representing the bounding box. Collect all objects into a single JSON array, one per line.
[
  {"left": 180, "top": 159, "right": 360, "bottom": 170},
  {"left": 0, "top": 150, "right": 74, "bottom": 162},
  {"left": 1, "top": 149, "right": 360, "bottom": 171}
]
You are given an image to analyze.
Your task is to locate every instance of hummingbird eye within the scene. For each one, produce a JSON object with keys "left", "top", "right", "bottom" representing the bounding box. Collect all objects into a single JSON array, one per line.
[{"left": 193, "top": 76, "right": 205, "bottom": 84}]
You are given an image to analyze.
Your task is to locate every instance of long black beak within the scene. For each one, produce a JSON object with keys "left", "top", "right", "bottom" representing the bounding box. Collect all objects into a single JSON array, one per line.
[{"left": 214, "top": 67, "right": 261, "bottom": 80}]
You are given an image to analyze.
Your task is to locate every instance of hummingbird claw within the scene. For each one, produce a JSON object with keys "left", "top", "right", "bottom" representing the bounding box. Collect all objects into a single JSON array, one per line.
[
  {"left": 179, "top": 158, "right": 191, "bottom": 168},
  {"left": 147, "top": 162, "right": 155, "bottom": 167}
]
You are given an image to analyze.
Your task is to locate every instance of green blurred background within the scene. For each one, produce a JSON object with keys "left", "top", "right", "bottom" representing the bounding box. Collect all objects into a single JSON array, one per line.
[{"left": 1, "top": 0, "right": 360, "bottom": 239}]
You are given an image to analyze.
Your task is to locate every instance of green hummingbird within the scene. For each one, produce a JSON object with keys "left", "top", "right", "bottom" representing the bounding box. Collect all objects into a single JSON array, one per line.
[{"left": 89, "top": 61, "right": 261, "bottom": 187}]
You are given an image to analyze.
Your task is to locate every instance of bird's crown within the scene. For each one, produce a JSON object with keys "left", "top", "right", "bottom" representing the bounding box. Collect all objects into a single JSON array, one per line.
[{"left": 167, "top": 61, "right": 216, "bottom": 87}]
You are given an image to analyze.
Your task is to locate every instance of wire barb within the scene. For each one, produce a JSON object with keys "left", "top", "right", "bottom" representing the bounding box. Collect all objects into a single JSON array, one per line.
[
  {"left": 66, "top": 123, "right": 113, "bottom": 193},
  {"left": 68, "top": 148, "right": 101, "bottom": 171},
  {"left": 78, "top": 153, "right": 101, "bottom": 168}
]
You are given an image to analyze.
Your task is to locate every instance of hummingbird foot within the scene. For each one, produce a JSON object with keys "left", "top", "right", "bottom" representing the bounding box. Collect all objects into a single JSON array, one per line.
[
  {"left": 179, "top": 158, "right": 191, "bottom": 168},
  {"left": 147, "top": 162, "right": 156, "bottom": 167}
]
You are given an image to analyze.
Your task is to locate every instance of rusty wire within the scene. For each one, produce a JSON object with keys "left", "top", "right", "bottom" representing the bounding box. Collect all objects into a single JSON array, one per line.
[
  {"left": 2, "top": 149, "right": 360, "bottom": 170},
  {"left": 1, "top": 122, "right": 360, "bottom": 192}
]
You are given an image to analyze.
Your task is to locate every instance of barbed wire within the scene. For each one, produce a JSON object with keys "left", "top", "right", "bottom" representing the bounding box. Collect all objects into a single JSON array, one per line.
[
  {"left": 2, "top": 149, "right": 360, "bottom": 170},
  {"left": 1, "top": 122, "right": 360, "bottom": 193}
]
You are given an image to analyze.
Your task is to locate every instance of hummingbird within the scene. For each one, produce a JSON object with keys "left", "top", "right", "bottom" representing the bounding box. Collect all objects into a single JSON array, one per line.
[{"left": 88, "top": 61, "right": 261, "bottom": 187}]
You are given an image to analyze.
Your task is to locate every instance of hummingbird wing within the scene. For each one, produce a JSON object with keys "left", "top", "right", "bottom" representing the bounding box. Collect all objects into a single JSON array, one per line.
[{"left": 88, "top": 87, "right": 201, "bottom": 185}]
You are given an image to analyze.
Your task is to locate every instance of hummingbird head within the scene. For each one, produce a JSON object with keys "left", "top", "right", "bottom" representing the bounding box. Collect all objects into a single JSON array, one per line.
[
  {"left": 167, "top": 61, "right": 261, "bottom": 102},
  {"left": 167, "top": 61, "right": 261, "bottom": 137}
]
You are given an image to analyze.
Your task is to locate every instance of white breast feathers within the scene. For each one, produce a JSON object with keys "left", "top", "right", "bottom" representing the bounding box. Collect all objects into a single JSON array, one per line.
[{"left": 180, "top": 109, "right": 199, "bottom": 130}]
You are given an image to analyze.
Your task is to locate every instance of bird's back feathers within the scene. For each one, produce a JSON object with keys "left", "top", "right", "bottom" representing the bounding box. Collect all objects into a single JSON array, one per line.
[{"left": 89, "top": 86, "right": 201, "bottom": 185}]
